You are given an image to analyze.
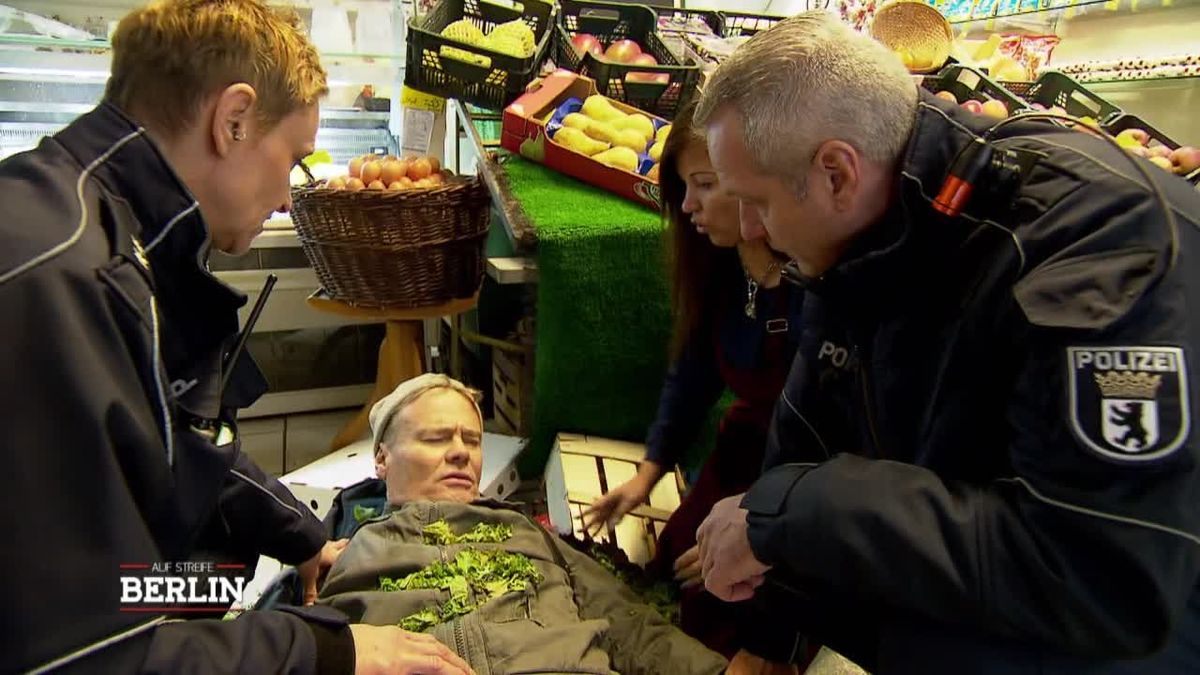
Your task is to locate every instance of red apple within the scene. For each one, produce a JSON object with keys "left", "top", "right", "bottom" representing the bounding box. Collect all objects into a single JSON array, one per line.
[
  {"left": 625, "top": 53, "right": 669, "bottom": 84},
  {"left": 960, "top": 99, "right": 983, "bottom": 115},
  {"left": 1170, "top": 146, "right": 1200, "bottom": 173},
  {"left": 604, "top": 39, "right": 642, "bottom": 64},
  {"left": 571, "top": 33, "right": 603, "bottom": 58}
]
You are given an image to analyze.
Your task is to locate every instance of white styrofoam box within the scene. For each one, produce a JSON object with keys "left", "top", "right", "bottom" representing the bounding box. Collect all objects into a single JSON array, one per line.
[{"left": 545, "top": 434, "right": 682, "bottom": 566}]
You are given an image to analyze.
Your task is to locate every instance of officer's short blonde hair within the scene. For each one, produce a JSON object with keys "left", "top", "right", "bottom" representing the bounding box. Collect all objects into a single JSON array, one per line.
[
  {"left": 106, "top": 0, "right": 328, "bottom": 136},
  {"left": 694, "top": 11, "right": 917, "bottom": 192}
]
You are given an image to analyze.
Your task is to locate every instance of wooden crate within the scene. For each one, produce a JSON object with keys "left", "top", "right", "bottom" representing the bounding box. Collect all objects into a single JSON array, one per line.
[
  {"left": 544, "top": 434, "right": 683, "bottom": 566},
  {"left": 492, "top": 345, "right": 533, "bottom": 436}
]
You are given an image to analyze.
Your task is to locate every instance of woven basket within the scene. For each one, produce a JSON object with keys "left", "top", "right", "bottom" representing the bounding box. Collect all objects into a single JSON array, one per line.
[
  {"left": 870, "top": 1, "right": 952, "bottom": 74},
  {"left": 291, "top": 178, "right": 492, "bottom": 308}
]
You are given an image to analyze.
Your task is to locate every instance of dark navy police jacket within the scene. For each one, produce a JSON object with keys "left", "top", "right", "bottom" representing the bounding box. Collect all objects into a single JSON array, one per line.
[
  {"left": 0, "top": 104, "right": 350, "bottom": 674},
  {"left": 741, "top": 90, "right": 1200, "bottom": 674}
]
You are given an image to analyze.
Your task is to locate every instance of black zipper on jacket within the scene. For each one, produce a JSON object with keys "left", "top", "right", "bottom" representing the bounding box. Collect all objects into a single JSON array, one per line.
[
  {"left": 453, "top": 618, "right": 467, "bottom": 661},
  {"left": 854, "top": 343, "right": 885, "bottom": 458}
]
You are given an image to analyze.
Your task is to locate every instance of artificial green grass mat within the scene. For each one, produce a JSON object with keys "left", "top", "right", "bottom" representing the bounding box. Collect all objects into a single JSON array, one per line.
[{"left": 501, "top": 158, "right": 673, "bottom": 476}]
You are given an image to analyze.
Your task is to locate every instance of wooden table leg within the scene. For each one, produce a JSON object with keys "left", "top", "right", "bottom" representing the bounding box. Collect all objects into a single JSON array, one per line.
[{"left": 329, "top": 320, "right": 426, "bottom": 450}]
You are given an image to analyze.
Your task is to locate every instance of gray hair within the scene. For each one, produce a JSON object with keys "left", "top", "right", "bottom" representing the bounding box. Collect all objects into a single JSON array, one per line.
[
  {"left": 375, "top": 375, "right": 483, "bottom": 450},
  {"left": 694, "top": 11, "right": 918, "bottom": 192}
]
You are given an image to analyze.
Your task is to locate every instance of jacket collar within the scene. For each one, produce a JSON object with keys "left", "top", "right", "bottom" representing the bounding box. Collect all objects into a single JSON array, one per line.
[
  {"left": 54, "top": 102, "right": 252, "bottom": 417},
  {"left": 795, "top": 90, "right": 993, "bottom": 313}
]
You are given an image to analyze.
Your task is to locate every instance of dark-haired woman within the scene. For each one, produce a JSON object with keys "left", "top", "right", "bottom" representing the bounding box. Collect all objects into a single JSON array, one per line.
[{"left": 584, "top": 103, "right": 803, "bottom": 660}]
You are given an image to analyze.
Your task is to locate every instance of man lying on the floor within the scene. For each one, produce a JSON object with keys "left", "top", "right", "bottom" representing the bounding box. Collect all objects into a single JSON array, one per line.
[{"left": 318, "top": 374, "right": 728, "bottom": 675}]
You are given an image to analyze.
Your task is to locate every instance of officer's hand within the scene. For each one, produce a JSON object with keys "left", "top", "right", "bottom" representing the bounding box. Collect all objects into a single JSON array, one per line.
[
  {"left": 581, "top": 477, "right": 651, "bottom": 538},
  {"left": 349, "top": 624, "right": 475, "bottom": 675},
  {"left": 673, "top": 545, "right": 703, "bottom": 590},
  {"left": 725, "top": 649, "right": 799, "bottom": 675},
  {"left": 697, "top": 494, "right": 770, "bottom": 602},
  {"left": 299, "top": 538, "right": 349, "bottom": 605}
]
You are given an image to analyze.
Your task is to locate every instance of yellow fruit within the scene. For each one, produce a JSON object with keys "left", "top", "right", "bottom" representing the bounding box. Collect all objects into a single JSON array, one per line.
[
  {"left": 554, "top": 127, "right": 609, "bottom": 156},
  {"left": 1116, "top": 133, "right": 1142, "bottom": 150},
  {"left": 581, "top": 95, "right": 626, "bottom": 123},
  {"left": 593, "top": 146, "right": 640, "bottom": 172},
  {"left": 649, "top": 140, "right": 664, "bottom": 162},
  {"left": 441, "top": 19, "right": 485, "bottom": 45},
  {"left": 616, "top": 114, "right": 654, "bottom": 141},
  {"left": 980, "top": 99, "right": 1008, "bottom": 119},
  {"left": 655, "top": 124, "right": 671, "bottom": 144},
  {"left": 484, "top": 32, "right": 527, "bottom": 58},
  {"left": 439, "top": 45, "right": 491, "bottom": 69},
  {"left": 910, "top": 52, "right": 936, "bottom": 71},
  {"left": 614, "top": 128, "right": 649, "bottom": 153},
  {"left": 583, "top": 120, "right": 620, "bottom": 145},
  {"left": 488, "top": 20, "right": 535, "bottom": 55},
  {"left": 1148, "top": 156, "right": 1174, "bottom": 172},
  {"left": 562, "top": 113, "right": 591, "bottom": 132},
  {"left": 647, "top": 164, "right": 660, "bottom": 181},
  {"left": 989, "top": 55, "right": 1028, "bottom": 82},
  {"left": 896, "top": 48, "right": 914, "bottom": 70}
]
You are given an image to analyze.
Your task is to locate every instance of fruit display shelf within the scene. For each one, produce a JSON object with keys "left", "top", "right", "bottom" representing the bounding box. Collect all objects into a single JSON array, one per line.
[
  {"left": 502, "top": 70, "right": 666, "bottom": 210},
  {"left": 405, "top": 0, "right": 557, "bottom": 111},
  {"left": 554, "top": 0, "right": 700, "bottom": 120}
]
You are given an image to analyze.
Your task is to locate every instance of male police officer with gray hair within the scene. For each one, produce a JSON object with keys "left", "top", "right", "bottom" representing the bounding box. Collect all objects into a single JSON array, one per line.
[{"left": 693, "top": 12, "right": 1200, "bottom": 675}]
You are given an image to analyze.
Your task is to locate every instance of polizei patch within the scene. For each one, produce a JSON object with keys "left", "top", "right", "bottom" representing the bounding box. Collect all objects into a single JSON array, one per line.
[{"left": 1068, "top": 347, "right": 1190, "bottom": 462}]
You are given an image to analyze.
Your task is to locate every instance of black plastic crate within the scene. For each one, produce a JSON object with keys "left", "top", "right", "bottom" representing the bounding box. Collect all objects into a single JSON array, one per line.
[
  {"left": 1104, "top": 114, "right": 1198, "bottom": 184},
  {"left": 1022, "top": 71, "right": 1122, "bottom": 123},
  {"left": 718, "top": 10, "right": 784, "bottom": 37},
  {"left": 925, "top": 64, "right": 1029, "bottom": 115},
  {"left": 1104, "top": 113, "right": 1179, "bottom": 149},
  {"left": 406, "top": 0, "right": 556, "bottom": 111},
  {"left": 656, "top": 8, "right": 723, "bottom": 36},
  {"left": 652, "top": 8, "right": 781, "bottom": 38},
  {"left": 555, "top": 0, "right": 701, "bottom": 119}
]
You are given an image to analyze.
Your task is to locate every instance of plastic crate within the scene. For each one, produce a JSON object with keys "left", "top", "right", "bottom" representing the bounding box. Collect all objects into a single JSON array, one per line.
[
  {"left": 1103, "top": 114, "right": 1198, "bottom": 184},
  {"left": 405, "top": 0, "right": 556, "bottom": 111},
  {"left": 926, "top": 64, "right": 1029, "bottom": 114},
  {"left": 656, "top": 8, "right": 723, "bottom": 36},
  {"left": 718, "top": 10, "right": 784, "bottom": 37},
  {"left": 1022, "top": 71, "right": 1121, "bottom": 123},
  {"left": 555, "top": 0, "right": 701, "bottom": 119},
  {"left": 1104, "top": 113, "right": 1180, "bottom": 150}
]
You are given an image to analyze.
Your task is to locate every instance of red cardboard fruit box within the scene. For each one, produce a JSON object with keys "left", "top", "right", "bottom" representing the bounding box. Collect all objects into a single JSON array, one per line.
[{"left": 501, "top": 69, "right": 665, "bottom": 211}]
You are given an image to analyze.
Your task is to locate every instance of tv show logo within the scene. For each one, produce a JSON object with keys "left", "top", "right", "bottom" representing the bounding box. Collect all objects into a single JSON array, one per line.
[{"left": 119, "top": 561, "right": 248, "bottom": 613}]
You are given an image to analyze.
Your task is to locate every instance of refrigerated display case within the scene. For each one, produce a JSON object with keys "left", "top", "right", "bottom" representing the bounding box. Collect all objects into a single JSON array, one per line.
[{"left": 0, "top": 0, "right": 414, "bottom": 419}]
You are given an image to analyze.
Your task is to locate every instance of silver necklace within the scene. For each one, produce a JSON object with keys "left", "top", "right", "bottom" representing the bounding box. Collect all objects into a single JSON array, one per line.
[{"left": 744, "top": 260, "right": 782, "bottom": 319}]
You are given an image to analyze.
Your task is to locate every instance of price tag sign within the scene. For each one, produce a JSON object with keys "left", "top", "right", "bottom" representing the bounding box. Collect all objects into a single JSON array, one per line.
[{"left": 401, "top": 85, "right": 446, "bottom": 113}]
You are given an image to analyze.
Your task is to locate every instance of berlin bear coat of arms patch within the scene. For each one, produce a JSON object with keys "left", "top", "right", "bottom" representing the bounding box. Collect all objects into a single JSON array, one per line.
[{"left": 1068, "top": 346, "right": 1191, "bottom": 463}]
